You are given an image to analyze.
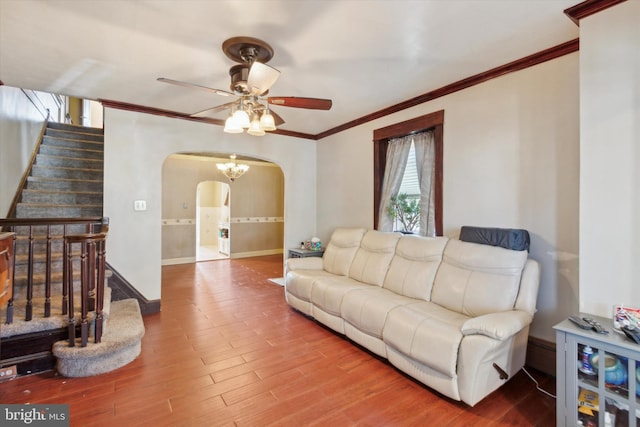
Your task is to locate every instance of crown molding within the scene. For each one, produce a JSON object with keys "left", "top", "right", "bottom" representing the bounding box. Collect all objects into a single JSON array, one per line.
[
  {"left": 316, "top": 39, "right": 579, "bottom": 140},
  {"left": 99, "top": 99, "right": 318, "bottom": 140},
  {"left": 564, "top": 0, "right": 627, "bottom": 26}
]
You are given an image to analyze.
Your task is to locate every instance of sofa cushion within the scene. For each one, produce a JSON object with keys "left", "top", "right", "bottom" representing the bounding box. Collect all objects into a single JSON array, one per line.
[
  {"left": 341, "top": 288, "right": 415, "bottom": 338},
  {"left": 322, "top": 228, "right": 367, "bottom": 276},
  {"left": 311, "top": 276, "right": 372, "bottom": 316},
  {"left": 285, "top": 269, "right": 336, "bottom": 302},
  {"left": 383, "top": 235, "right": 449, "bottom": 300},
  {"left": 348, "top": 230, "right": 401, "bottom": 286},
  {"left": 383, "top": 301, "right": 469, "bottom": 377},
  {"left": 459, "top": 226, "right": 530, "bottom": 252},
  {"left": 431, "top": 239, "right": 528, "bottom": 317}
]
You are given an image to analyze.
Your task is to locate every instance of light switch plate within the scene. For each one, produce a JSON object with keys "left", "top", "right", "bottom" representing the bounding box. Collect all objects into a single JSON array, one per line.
[{"left": 134, "top": 200, "right": 147, "bottom": 211}]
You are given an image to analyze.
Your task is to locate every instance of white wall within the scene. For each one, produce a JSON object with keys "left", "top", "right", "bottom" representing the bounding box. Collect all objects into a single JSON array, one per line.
[
  {"left": 103, "top": 109, "right": 316, "bottom": 300},
  {"left": 318, "top": 54, "right": 580, "bottom": 341},
  {"left": 579, "top": 1, "right": 640, "bottom": 317},
  {"left": 0, "top": 87, "right": 50, "bottom": 215}
]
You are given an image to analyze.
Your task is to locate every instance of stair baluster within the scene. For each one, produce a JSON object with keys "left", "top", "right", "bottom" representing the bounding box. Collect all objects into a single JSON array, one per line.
[
  {"left": 25, "top": 225, "right": 34, "bottom": 321},
  {"left": 65, "top": 236, "right": 75, "bottom": 347},
  {"left": 80, "top": 239, "right": 88, "bottom": 346},
  {"left": 61, "top": 224, "right": 68, "bottom": 316},
  {"left": 44, "top": 224, "right": 52, "bottom": 317},
  {"left": 5, "top": 234, "right": 16, "bottom": 324},
  {"left": 94, "top": 237, "right": 106, "bottom": 343}
]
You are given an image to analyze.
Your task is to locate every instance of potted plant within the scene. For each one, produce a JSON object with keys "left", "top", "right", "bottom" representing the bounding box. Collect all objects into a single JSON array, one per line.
[{"left": 387, "top": 193, "right": 420, "bottom": 233}]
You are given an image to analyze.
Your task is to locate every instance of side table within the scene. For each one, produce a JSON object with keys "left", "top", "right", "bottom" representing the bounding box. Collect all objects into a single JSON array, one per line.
[
  {"left": 555, "top": 313, "right": 640, "bottom": 427},
  {"left": 288, "top": 248, "right": 324, "bottom": 258}
]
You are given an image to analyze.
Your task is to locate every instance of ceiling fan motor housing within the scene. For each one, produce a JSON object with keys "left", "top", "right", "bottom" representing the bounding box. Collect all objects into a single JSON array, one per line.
[
  {"left": 222, "top": 36, "right": 274, "bottom": 64},
  {"left": 229, "top": 64, "right": 250, "bottom": 94}
]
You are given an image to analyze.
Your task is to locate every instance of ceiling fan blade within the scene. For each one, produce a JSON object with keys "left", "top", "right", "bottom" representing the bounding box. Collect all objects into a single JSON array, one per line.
[
  {"left": 157, "top": 77, "right": 234, "bottom": 97},
  {"left": 247, "top": 62, "right": 280, "bottom": 95},
  {"left": 267, "top": 97, "right": 332, "bottom": 110},
  {"left": 190, "top": 101, "right": 236, "bottom": 118},
  {"left": 269, "top": 109, "right": 285, "bottom": 126}
]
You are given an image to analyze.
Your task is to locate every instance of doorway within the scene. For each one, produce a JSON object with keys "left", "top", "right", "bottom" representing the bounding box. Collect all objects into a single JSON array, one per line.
[{"left": 195, "top": 180, "right": 230, "bottom": 262}]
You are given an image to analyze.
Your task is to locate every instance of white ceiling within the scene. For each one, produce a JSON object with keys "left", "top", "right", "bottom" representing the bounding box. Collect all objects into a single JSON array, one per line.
[{"left": 0, "top": 0, "right": 579, "bottom": 136}]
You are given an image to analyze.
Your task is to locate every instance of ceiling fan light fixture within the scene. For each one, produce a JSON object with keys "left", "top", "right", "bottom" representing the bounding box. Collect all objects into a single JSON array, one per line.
[
  {"left": 224, "top": 114, "right": 243, "bottom": 133},
  {"left": 259, "top": 110, "right": 276, "bottom": 131},
  {"left": 232, "top": 108, "right": 250, "bottom": 128},
  {"left": 247, "top": 114, "right": 265, "bottom": 136}
]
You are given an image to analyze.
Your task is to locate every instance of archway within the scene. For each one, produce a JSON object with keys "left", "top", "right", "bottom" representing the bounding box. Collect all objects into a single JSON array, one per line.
[{"left": 161, "top": 153, "right": 284, "bottom": 266}]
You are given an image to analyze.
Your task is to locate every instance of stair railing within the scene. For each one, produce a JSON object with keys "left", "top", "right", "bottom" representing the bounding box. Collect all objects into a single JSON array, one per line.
[
  {"left": 0, "top": 217, "right": 108, "bottom": 343},
  {"left": 65, "top": 231, "right": 107, "bottom": 346}
]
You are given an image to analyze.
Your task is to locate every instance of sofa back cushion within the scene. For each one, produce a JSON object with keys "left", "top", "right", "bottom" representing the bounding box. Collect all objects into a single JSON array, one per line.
[
  {"left": 383, "top": 235, "right": 449, "bottom": 300},
  {"left": 431, "top": 239, "right": 528, "bottom": 317},
  {"left": 348, "top": 230, "right": 401, "bottom": 286},
  {"left": 322, "top": 228, "right": 367, "bottom": 275}
]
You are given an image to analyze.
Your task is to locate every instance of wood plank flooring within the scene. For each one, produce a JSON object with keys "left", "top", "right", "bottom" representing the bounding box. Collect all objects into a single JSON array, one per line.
[{"left": 0, "top": 255, "right": 557, "bottom": 426}]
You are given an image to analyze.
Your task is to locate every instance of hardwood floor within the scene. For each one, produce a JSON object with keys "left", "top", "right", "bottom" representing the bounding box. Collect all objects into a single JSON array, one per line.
[{"left": 0, "top": 255, "right": 557, "bottom": 426}]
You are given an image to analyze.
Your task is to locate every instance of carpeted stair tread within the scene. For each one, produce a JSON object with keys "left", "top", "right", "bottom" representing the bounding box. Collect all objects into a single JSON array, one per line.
[
  {"left": 26, "top": 176, "right": 103, "bottom": 184},
  {"left": 30, "top": 164, "right": 104, "bottom": 178},
  {"left": 47, "top": 122, "right": 104, "bottom": 134},
  {"left": 16, "top": 205, "right": 101, "bottom": 210},
  {"left": 44, "top": 131, "right": 104, "bottom": 144},
  {"left": 22, "top": 189, "right": 103, "bottom": 196},
  {"left": 35, "top": 154, "right": 104, "bottom": 170},
  {"left": 52, "top": 299, "right": 144, "bottom": 377},
  {"left": 39, "top": 144, "right": 104, "bottom": 159},
  {"left": 41, "top": 137, "right": 103, "bottom": 151}
]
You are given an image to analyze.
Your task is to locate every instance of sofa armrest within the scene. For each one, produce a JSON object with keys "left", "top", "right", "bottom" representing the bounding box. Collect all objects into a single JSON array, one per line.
[
  {"left": 461, "top": 310, "right": 533, "bottom": 341},
  {"left": 285, "top": 257, "right": 323, "bottom": 274}
]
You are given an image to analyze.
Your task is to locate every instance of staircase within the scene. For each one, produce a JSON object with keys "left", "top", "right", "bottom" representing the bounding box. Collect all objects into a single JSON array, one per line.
[
  {"left": 1, "top": 121, "right": 145, "bottom": 378},
  {"left": 17, "top": 121, "right": 104, "bottom": 218}
]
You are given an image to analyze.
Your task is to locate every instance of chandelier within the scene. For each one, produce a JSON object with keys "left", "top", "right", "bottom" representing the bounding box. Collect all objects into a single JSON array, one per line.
[
  {"left": 223, "top": 96, "right": 276, "bottom": 136},
  {"left": 216, "top": 154, "right": 249, "bottom": 182}
]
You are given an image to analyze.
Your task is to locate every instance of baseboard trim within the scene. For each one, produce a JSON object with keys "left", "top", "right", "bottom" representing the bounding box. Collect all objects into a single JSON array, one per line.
[
  {"left": 106, "top": 262, "right": 160, "bottom": 315},
  {"left": 161, "top": 257, "right": 196, "bottom": 266},
  {"left": 525, "top": 336, "right": 556, "bottom": 376},
  {"left": 230, "top": 249, "right": 283, "bottom": 259}
]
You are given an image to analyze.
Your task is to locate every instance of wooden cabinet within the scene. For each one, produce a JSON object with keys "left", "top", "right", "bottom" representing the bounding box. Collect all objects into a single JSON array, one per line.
[
  {"left": 0, "top": 232, "right": 15, "bottom": 308},
  {"left": 555, "top": 314, "right": 640, "bottom": 427}
]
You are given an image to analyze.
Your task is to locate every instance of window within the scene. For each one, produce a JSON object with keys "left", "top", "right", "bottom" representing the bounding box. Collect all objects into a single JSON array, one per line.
[
  {"left": 373, "top": 110, "right": 444, "bottom": 236},
  {"left": 399, "top": 141, "right": 420, "bottom": 196},
  {"left": 392, "top": 141, "right": 420, "bottom": 233}
]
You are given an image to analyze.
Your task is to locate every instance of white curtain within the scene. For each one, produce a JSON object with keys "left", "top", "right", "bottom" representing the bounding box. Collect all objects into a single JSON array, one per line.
[
  {"left": 414, "top": 130, "right": 436, "bottom": 236},
  {"left": 378, "top": 136, "right": 412, "bottom": 231}
]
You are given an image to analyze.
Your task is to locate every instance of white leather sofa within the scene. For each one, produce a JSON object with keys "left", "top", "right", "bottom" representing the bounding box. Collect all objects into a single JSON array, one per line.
[{"left": 284, "top": 227, "right": 540, "bottom": 406}]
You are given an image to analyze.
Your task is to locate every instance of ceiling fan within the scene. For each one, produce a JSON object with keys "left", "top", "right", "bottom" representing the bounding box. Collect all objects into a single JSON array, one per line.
[{"left": 158, "top": 36, "right": 332, "bottom": 135}]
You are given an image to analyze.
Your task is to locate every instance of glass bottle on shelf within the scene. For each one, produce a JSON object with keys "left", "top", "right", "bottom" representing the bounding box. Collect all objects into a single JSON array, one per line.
[{"left": 579, "top": 344, "right": 599, "bottom": 386}]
